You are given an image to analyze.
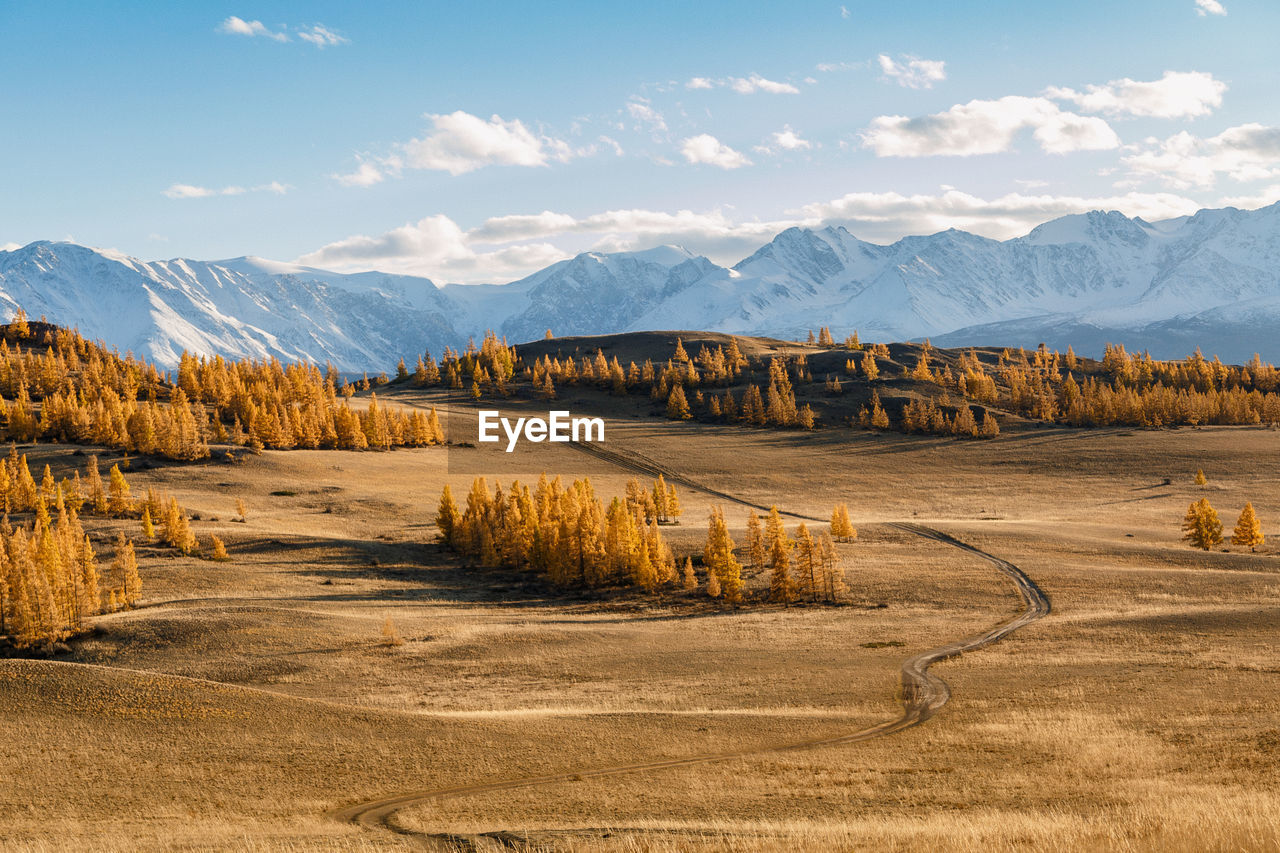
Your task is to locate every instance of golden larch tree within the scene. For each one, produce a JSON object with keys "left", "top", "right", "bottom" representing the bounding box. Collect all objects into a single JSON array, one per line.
[
  {"left": 1231, "top": 502, "right": 1264, "bottom": 549},
  {"left": 703, "top": 506, "right": 742, "bottom": 603},
  {"left": 1182, "top": 498, "right": 1223, "bottom": 551},
  {"left": 746, "top": 510, "right": 765, "bottom": 567},
  {"left": 830, "top": 503, "right": 856, "bottom": 541},
  {"left": 768, "top": 525, "right": 794, "bottom": 605}
]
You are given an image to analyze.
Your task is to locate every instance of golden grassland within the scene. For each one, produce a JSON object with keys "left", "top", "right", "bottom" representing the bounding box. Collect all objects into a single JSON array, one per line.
[{"left": 2, "top": 386, "right": 1278, "bottom": 851}]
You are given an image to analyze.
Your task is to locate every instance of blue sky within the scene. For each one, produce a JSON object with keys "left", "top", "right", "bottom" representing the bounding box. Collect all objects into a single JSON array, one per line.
[{"left": 2, "top": 0, "right": 1277, "bottom": 281}]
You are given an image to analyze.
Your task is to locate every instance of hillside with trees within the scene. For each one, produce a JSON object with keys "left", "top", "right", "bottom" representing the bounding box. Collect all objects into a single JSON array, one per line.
[{"left": 0, "top": 313, "right": 445, "bottom": 459}]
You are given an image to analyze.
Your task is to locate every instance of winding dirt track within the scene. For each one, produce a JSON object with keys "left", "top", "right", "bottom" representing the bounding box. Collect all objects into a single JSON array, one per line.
[{"left": 329, "top": 441, "right": 1051, "bottom": 846}]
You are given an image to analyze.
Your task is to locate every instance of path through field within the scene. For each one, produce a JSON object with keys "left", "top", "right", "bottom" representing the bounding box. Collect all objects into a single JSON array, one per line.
[{"left": 330, "top": 440, "right": 1050, "bottom": 848}]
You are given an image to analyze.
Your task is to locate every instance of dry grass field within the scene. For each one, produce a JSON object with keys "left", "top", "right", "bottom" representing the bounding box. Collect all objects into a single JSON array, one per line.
[{"left": 3, "top": 384, "right": 1279, "bottom": 851}]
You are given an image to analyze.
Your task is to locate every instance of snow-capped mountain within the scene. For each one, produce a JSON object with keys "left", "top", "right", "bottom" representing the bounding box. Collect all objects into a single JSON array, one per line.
[{"left": 4, "top": 201, "right": 1280, "bottom": 370}]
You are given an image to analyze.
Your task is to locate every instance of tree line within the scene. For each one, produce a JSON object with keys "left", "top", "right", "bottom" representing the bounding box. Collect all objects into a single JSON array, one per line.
[
  {"left": 0, "top": 450, "right": 208, "bottom": 648},
  {"left": 0, "top": 314, "right": 445, "bottom": 460}
]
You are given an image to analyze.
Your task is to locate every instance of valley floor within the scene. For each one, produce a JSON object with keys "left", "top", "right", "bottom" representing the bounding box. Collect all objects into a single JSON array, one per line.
[{"left": 2, "top": 393, "right": 1279, "bottom": 851}]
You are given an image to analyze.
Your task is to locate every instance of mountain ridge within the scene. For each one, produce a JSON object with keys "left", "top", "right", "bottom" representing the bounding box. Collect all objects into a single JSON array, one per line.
[{"left": 3, "top": 200, "right": 1280, "bottom": 369}]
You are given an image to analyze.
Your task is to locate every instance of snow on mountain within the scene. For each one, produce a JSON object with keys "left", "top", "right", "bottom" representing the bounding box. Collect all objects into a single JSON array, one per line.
[
  {"left": 0, "top": 241, "right": 462, "bottom": 370},
  {"left": 3, "top": 201, "right": 1280, "bottom": 370}
]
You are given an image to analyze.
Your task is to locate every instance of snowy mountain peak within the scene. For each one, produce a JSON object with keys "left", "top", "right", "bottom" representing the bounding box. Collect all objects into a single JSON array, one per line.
[
  {"left": 1024, "top": 209, "right": 1152, "bottom": 248},
  {"left": 4, "top": 200, "right": 1280, "bottom": 368}
]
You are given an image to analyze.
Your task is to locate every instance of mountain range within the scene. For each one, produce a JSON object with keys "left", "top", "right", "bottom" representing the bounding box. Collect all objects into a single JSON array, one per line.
[{"left": 3, "top": 201, "right": 1280, "bottom": 371}]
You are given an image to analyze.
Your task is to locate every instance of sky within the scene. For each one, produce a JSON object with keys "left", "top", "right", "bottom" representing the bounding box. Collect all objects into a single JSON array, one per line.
[{"left": 1, "top": 0, "right": 1277, "bottom": 282}]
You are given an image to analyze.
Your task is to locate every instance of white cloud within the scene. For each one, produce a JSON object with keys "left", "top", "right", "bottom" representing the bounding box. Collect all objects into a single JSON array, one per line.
[
  {"left": 1217, "top": 186, "right": 1280, "bottom": 209},
  {"left": 626, "top": 97, "right": 668, "bottom": 133},
  {"left": 1123, "top": 123, "right": 1280, "bottom": 189},
  {"left": 598, "top": 135, "right": 625, "bottom": 156},
  {"left": 680, "top": 134, "right": 753, "bottom": 169},
  {"left": 296, "top": 215, "right": 569, "bottom": 281},
  {"left": 1195, "top": 0, "right": 1226, "bottom": 15},
  {"left": 332, "top": 160, "right": 387, "bottom": 188},
  {"left": 300, "top": 206, "right": 808, "bottom": 281},
  {"left": 729, "top": 74, "right": 800, "bottom": 95},
  {"left": 877, "top": 54, "right": 947, "bottom": 89},
  {"left": 163, "top": 181, "right": 288, "bottom": 199},
  {"left": 684, "top": 74, "right": 800, "bottom": 95},
  {"left": 217, "top": 16, "right": 289, "bottom": 41},
  {"left": 862, "top": 95, "right": 1119, "bottom": 157},
  {"left": 471, "top": 208, "right": 786, "bottom": 246},
  {"left": 295, "top": 188, "right": 1234, "bottom": 283},
  {"left": 840, "top": 5, "right": 850, "bottom": 18},
  {"left": 797, "top": 188, "right": 1202, "bottom": 241},
  {"left": 296, "top": 24, "right": 348, "bottom": 47},
  {"left": 1047, "top": 71, "right": 1225, "bottom": 119},
  {"left": 756, "top": 126, "right": 812, "bottom": 154},
  {"left": 401, "top": 111, "right": 574, "bottom": 175},
  {"left": 216, "top": 16, "right": 347, "bottom": 46}
]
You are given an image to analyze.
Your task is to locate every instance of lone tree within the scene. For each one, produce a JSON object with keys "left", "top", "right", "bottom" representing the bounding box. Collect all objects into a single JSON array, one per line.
[
  {"left": 830, "top": 503, "right": 856, "bottom": 541},
  {"left": 1231, "top": 502, "right": 1265, "bottom": 550},
  {"left": 1182, "top": 498, "right": 1223, "bottom": 551},
  {"left": 1194, "top": 469, "right": 1207, "bottom": 486}
]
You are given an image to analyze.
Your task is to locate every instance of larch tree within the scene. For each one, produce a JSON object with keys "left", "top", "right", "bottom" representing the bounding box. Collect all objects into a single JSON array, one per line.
[
  {"left": 861, "top": 350, "right": 879, "bottom": 381},
  {"left": 666, "top": 384, "right": 691, "bottom": 420},
  {"left": 112, "top": 534, "right": 141, "bottom": 607},
  {"left": 746, "top": 510, "right": 765, "bottom": 567},
  {"left": 163, "top": 498, "right": 196, "bottom": 554},
  {"left": 1182, "top": 498, "right": 1223, "bottom": 551},
  {"left": 435, "top": 483, "right": 460, "bottom": 546},
  {"left": 706, "top": 565, "right": 722, "bottom": 599},
  {"left": 666, "top": 482, "right": 681, "bottom": 522},
  {"left": 830, "top": 503, "right": 856, "bottom": 541},
  {"left": 703, "top": 506, "right": 743, "bottom": 603},
  {"left": 86, "top": 456, "right": 108, "bottom": 515},
  {"left": 1194, "top": 469, "right": 1207, "bottom": 486},
  {"left": 107, "top": 464, "right": 131, "bottom": 515},
  {"left": 768, "top": 525, "right": 794, "bottom": 605},
  {"left": 681, "top": 556, "right": 697, "bottom": 590},
  {"left": 1231, "top": 502, "right": 1264, "bottom": 550},
  {"left": 818, "top": 532, "right": 846, "bottom": 603},
  {"left": 794, "top": 523, "right": 819, "bottom": 603}
]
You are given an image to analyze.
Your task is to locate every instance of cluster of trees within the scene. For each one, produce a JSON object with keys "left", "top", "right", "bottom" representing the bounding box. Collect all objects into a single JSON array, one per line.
[
  {"left": 1182, "top": 497, "right": 1265, "bottom": 551},
  {"left": 172, "top": 353, "right": 445, "bottom": 452},
  {"left": 0, "top": 315, "right": 446, "bottom": 459},
  {"left": 745, "top": 506, "right": 848, "bottom": 606},
  {"left": 435, "top": 475, "right": 681, "bottom": 590},
  {"left": 897, "top": 396, "right": 1001, "bottom": 438},
  {"left": 433, "top": 476, "right": 855, "bottom": 607},
  {"left": 846, "top": 341, "right": 1280, "bottom": 437},
  {"left": 414, "top": 333, "right": 828, "bottom": 430},
  {"left": 0, "top": 452, "right": 161, "bottom": 648},
  {"left": 981, "top": 344, "right": 1280, "bottom": 428},
  {"left": 668, "top": 355, "right": 817, "bottom": 429}
]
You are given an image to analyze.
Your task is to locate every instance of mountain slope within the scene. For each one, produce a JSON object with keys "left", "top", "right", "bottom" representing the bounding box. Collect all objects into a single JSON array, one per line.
[{"left": 4, "top": 200, "right": 1280, "bottom": 369}]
